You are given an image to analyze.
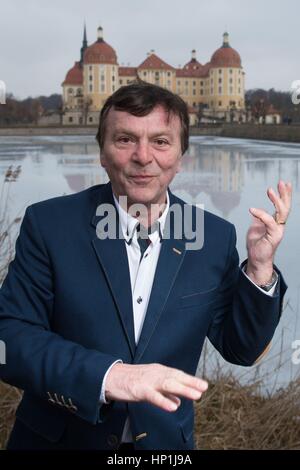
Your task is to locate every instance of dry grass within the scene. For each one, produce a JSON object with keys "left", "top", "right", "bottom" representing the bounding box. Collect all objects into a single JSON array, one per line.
[
  {"left": 195, "top": 373, "right": 300, "bottom": 450},
  {"left": 0, "top": 382, "right": 21, "bottom": 449}
]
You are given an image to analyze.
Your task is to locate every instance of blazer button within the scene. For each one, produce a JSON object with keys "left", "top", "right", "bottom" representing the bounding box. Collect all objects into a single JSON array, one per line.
[{"left": 107, "top": 434, "right": 119, "bottom": 448}]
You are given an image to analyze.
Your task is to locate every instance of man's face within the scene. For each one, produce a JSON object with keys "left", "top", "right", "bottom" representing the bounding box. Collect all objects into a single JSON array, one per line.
[{"left": 100, "top": 105, "right": 182, "bottom": 208}]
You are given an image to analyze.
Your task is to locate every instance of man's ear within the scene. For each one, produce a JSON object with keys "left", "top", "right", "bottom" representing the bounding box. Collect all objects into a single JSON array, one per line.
[{"left": 100, "top": 151, "right": 106, "bottom": 168}]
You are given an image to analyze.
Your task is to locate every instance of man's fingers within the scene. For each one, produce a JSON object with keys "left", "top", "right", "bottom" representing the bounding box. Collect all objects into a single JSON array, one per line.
[
  {"left": 175, "top": 370, "right": 208, "bottom": 392},
  {"left": 278, "top": 180, "right": 292, "bottom": 207},
  {"left": 267, "top": 181, "right": 291, "bottom": 215},
  {"left": 149, "top": 390, "right": 180, "bottom": 412},
  {"left": 249, "top": 207, "right": 279, "bottom": 232},
  {"left": 161, "top": 377, "right": 206, "bottom": 401},
  {"left": 164, "top": 393, "right": 181, "bottom": 407},
  {"left": 267, "top": 187, "right": 285, "bottom": 214}
]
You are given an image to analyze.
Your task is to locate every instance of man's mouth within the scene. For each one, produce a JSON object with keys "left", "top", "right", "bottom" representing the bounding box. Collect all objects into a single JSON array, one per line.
[{"left": 129, "top": 175, "right": 155, "bottom": 181}]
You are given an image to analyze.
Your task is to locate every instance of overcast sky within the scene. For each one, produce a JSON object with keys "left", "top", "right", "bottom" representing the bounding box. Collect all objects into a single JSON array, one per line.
[{"left": 1, "top": 0, "right": 299, "bottom": 99}]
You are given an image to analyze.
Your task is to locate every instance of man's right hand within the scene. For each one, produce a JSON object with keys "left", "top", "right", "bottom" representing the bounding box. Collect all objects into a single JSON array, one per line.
[{"left": 105, "top": 363, "right": 208, "bottom": 412}]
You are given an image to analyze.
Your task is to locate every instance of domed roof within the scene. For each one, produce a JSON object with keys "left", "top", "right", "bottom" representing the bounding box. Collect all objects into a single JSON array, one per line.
[
  {"left": 84, "top": 27, "right": 117, "bottom": 65},
  {"left": 62, "top": 61, "right": 83, "bottom": 86},
  {"left": 210, "top": 32, "right": 241, "bottom": 68}
]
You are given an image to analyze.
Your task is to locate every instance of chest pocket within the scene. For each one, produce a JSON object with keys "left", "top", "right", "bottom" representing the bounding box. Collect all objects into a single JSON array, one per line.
[{"left": 179, "top": 288, "right": 218, "bottom": 309}]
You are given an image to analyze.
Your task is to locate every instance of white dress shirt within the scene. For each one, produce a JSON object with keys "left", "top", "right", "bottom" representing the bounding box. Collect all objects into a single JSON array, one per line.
[{"left": 99, "top": 192, "right": 278, "bottom": 443}]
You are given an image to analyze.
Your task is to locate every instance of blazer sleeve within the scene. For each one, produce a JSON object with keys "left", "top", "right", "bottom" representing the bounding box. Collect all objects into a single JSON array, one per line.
[
  {"left": 0, "top": 205, "right": 121, "bottom": 424},
  {"left": 207, "top": 224, "right": 288, "bottom": 366}
]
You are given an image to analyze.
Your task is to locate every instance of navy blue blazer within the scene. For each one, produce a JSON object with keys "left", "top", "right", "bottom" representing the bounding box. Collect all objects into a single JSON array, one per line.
[{"left": 0, "top": 182, "right": 287, "bottom": 450}]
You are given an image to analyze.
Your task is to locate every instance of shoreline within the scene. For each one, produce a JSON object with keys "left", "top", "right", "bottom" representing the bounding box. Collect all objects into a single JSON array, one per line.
[{"left": 1, "top": 124, "right": 300, "bottom": 144}]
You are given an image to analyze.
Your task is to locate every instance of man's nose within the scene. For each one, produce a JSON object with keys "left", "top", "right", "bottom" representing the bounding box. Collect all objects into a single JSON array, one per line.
[{"left": 132, "top": 142, "right": 153, "bottom": 165}]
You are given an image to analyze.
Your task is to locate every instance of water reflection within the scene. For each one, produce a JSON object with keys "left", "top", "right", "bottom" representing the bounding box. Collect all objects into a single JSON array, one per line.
[{"left": 0, "top": 135, "right": 300, "bottom": 390}]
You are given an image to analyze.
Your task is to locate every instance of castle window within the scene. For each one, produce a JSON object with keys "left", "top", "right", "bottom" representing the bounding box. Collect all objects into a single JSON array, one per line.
[
  {"left": 69, "top": 117, "right": 73, "bottom": 123},
  {"left": 89, "top": 75, "right": 93, "bottom": 81},
  {"left": 218, "top": 86, "right": 222, "bottom": 94},
  {"left": 211, "top": 88, "right": 213, "bottom": 94},
  {"left": 193, "top": 81, "right": 196, "bottom": 86},
  {"left": 144, "top": 71, "right": 147, "bottom": 76},
  {"left": 229, "top": 78, "right": 233, "bottom": 84},
  {"left": 219, "top": 101, "right": 222, "bottom": 106},
  {"left": 167, "top": 72, "right": 171, "bottom": 77},
  {"left": 89, "top": 117, "right": 93, "bottom": 123},
  {"left": 218, "top": 78, "right": 222, "bottom": 84},
  {"left": 219, "top": 69, "right": 222, "bottom": 74},
  {"left": 238, "top": 88, "right": 241, "bottom": 94},
  {"left": 200, "top": 81, "right": 203, "bottom": 86},
  {"left": 112, "top": 76, "right": 115, "bottom": 82},
  {"left": 101, "top": 75, "right": 105, "bottom": 81},
  {"left": 230, "top": 69, "right": 233, "bottom": 74},
  {"left": 120, "top": 79, "right": 123, "bottom": 85},
  {"left": 193, "top": 89, "right": 196, "bottom": 95},
  {"left": 200, "top": 90, "right": 203, "bottom": 95},
  {"left": 68, "top": 88, "right": 73, "bottom": 94},
  {"left": 185, "top": 80, "right": 188, "bottom": 86},
  {"left": 89, "top": 66, "right": 92, "bottom": 71},
  {"left": 89, "top": 85, "right": 93, "bottom": 92}
]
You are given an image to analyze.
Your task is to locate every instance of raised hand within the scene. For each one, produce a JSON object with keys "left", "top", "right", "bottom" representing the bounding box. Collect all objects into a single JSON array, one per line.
[{"left": 246, "top": 180, "right": 292, "bottom": 285}]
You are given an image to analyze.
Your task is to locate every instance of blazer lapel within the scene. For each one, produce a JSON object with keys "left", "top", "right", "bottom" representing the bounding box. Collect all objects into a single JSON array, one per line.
[{"left": 90, "top": 183, "right": 136, "bottom": 357}]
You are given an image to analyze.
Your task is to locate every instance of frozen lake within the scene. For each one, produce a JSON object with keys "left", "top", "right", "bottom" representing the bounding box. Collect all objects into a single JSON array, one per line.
[{"left": 0, "top": 134, "right": 300, "bottom": 391}]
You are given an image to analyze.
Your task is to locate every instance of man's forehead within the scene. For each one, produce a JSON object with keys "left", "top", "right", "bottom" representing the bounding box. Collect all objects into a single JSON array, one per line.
[{"left": 107, "top": 105, "right": 180, "bottom": 129}]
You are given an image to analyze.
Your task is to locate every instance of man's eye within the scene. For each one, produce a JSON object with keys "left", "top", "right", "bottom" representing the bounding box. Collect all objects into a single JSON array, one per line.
[
  {"left": 117, "top": 137, "right": 132, "bottom": 143},
  {"left": 155, "top": 139, "right": 168, "bottom": 146}
]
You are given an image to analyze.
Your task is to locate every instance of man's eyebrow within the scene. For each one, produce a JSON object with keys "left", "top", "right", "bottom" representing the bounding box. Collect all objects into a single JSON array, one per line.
[{"left": 112, "top": 128, "right": 174, "bottom": 138}]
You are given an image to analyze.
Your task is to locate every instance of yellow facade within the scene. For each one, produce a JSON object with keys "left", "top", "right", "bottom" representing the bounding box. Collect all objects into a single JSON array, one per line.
[{"left": 62, "top": 28, "right": 245, "bottom": 125}]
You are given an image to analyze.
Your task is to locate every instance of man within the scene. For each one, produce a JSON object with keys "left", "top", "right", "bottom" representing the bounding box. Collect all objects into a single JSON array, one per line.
[{"left": 0, "top": 82, "right": 291, "bottom": 450}]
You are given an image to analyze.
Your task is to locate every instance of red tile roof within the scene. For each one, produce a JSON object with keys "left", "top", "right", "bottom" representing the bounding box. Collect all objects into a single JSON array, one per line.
[
  {"left": 119, "top": 67, "right": 137, "bottom": 76},
  {"left": 138, "top": 53, "right": 175, "bottom": 70},
  {"left": 210, "top": 46, "right": 241, "bottom": 68},
  {"left": 84, "top": 39, "right": 118, "bottom": 65},
  {"left": 266, "top": 104, "right": 281, "bottom": 115},
  {"left": 176, "top": 62, "right": 210, "bottom": 78},
  {"left": 62, "top": 61, "right": 83, "bottom": 86}
]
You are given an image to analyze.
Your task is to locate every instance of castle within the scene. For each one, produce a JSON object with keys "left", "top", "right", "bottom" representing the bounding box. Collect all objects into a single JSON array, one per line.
[{"left": 62, "top": 26, "right": 245, "bottom": 125}]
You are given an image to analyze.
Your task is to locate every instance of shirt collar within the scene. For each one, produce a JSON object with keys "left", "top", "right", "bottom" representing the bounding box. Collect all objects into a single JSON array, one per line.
[{"left": 113, "top": 191, "right": 170, "bottom": 245}]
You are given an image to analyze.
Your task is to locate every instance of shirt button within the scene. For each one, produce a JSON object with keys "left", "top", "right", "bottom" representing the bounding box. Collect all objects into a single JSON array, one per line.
[
  {"left": 137, "top": 296, "right": 143, "bottom": 304},
  {"left": 107, "top": 434, "right": 119, "bottom": 448}
]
